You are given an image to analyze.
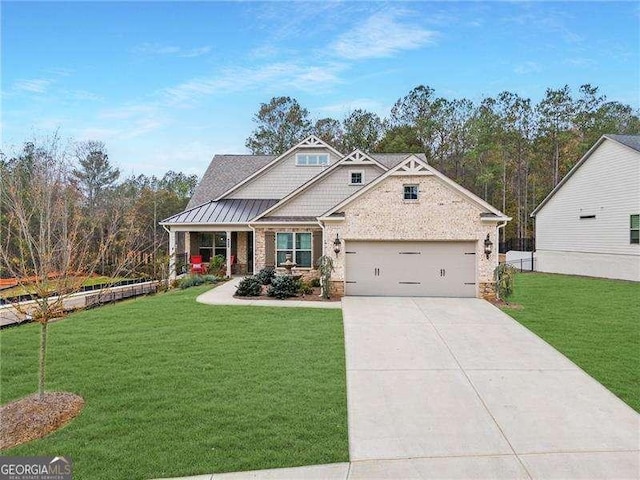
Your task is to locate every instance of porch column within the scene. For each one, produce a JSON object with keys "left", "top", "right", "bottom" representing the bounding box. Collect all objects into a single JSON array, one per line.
[
  {"left": 168, "top": 229, "right": 176, "bottom": 280},
  {"left": 226, "top": 230, "right": 232, "bottom": 278},
  {"left": 184, "top": 232, "right": 191, "bottom": 258}
]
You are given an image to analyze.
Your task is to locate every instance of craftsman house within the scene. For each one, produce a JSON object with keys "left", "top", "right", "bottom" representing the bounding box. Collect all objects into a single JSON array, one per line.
[{"left": 161, "top": 136, "right": 510, "bottom": 298}]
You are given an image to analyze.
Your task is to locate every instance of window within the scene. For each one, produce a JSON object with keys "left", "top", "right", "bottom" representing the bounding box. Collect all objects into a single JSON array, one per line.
[
  {"left": 276, "top": 232, "right": 312, "bottom": 267},
  {"left": 296, "top": 153, "right": 329, "bottom": 166},
  {"left": 631, "top": 214, "right": 639, "bottom": 244},
  {"left": 198, "top": 233, "right": 227, "bottom": 262},
  {"left": 403, "top": 184, "right": 419, "bottom": 200},
  {"left": 350, "top": 171, "right": 363, "bottom": 185}
]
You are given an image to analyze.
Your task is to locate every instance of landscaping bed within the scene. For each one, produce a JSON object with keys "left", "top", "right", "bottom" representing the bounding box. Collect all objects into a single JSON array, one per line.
[
  {"left": 503, "top": 272, "right": 640, "bottom": 412},
  {"left": 0, "top": 285, "right": 348, "bottom": 479}
]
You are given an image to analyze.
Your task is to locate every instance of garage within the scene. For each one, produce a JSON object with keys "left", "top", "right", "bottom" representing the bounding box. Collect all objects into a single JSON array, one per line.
[{"left": 344, "top": 241, "right": 477, "bottom": 297}]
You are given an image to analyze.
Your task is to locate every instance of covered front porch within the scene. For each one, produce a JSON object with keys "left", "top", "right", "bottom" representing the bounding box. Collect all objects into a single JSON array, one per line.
[{"left": 168, "top": 227, "right": 253, "bottom": 279}]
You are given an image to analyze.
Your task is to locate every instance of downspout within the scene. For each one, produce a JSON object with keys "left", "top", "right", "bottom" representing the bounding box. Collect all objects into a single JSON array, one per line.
[{"left": 496, "top": 220, "right": 508, "bottom": 266}]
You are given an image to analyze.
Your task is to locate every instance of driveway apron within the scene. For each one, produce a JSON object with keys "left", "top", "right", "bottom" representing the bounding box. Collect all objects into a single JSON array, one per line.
[{"left": 342, "top": 296, "right": 640, "bottom": 479}]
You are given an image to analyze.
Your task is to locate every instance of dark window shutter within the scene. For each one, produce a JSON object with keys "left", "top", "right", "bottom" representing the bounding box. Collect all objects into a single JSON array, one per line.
[
  {"left": 312, "top": 231, "right": 323, "bottom": 268},
  {"left": 265, "top": 231, "right": 275, "bottom": 267}
]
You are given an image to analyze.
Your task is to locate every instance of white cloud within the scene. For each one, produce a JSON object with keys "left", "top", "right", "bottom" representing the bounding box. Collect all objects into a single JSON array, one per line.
[
  {"left": 133, "top": 43, "right": 212, "bottom": 58},
  {"left": 331, "top": 10, "right": 437, "bottom": 60},
  {"left": 13, "top": 78, "right": 53, "bottom": 93},
  {"left": 514, "top": 61, "right": 542, "bottom": 75},
  {"left": 160, "top": 62, "right": 345, "bottom": 106}
]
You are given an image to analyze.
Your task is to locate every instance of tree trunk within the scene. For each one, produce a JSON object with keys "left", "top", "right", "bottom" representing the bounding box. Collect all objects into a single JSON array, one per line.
[{"left": 39, "top": 321, "right": 48, "bottom": 400}]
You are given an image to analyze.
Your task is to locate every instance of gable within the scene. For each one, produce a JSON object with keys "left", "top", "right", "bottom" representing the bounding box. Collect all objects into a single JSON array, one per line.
[
  {"left": 323, "top": 155, "right": 507, "bottom": 220},
  {"left": 268, "top": 163, "right": 385, "bottom": 217},
  {"left": 533, "top": 135, "right": 640, "bottom": 216},
  {"left": 226, "top": 146, "right": 341, "bottom": 200},
  {"left": 218, "top": 135, "right": 343, "bottom": 200}
]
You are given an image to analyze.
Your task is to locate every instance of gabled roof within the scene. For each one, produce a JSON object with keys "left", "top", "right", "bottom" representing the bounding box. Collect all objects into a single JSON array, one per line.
[
  {"left": 606, "top": 134, "right": 640, "bottom": 152},
  {"left": 186, "top": 155, "right": 275, "bottom": 209},
  {"left": 370, "top": 152, "right": 427, "bottom": 169},
  {"left": 321, "top": 155, "right": 509, "bottom": 221},
  {"left": 161, "top": 198, "right": 278, "bottom": 225},
  {"left": 251, "top": 149, "right": 388, "bottom": 221},
  {"left": 531, "top": 134, "right": 640, "bottom": 216},
  {"left": 214, "top": 135, "right": 344, "bottom": 201}
]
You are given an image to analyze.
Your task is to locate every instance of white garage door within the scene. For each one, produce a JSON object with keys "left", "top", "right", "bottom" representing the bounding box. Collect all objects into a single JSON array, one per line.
[{"left": 345, "top": 241, "right": 477, "bottom": 297}]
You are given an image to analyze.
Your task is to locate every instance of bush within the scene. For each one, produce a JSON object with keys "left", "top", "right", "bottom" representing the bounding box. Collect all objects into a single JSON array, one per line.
[
  {"left": 179, "top": 275, "right": 204, "bottom": 289},
  {"left": 178, "top": 274, "right": 219, "bottom": 290},
  {"left": 494, "top": 264, "right": 516, "bottom": 301},
  {"left": 309, "top": 277, "right": 321, "bottom": 288},
  {"left": 235, "top": 276, "right": 262, "bottom": 296},
  {"left": 255, "top": 266, "right": 276, "bottom": 285},
  {"left": 208, "top": 255, "right": 226, "bottom": 277},
  {"left": 267, "top": 275, "right": 300, "bottom": 299},
  {"left": 298, "top": 280, "right": 314, "bottom": 295}
]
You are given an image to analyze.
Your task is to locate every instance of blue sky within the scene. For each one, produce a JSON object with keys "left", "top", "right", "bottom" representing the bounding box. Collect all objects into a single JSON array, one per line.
[{"left": 2, "top": 1, "right": 638, "bottom": 177}]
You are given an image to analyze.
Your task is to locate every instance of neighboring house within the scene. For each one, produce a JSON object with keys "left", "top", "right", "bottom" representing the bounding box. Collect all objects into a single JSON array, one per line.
[
  {"left": 161, "top": 136, "right": 510, "bottom": 298},
  {"left": 531, "top": 134, "right": 640, "bottom": 282}
]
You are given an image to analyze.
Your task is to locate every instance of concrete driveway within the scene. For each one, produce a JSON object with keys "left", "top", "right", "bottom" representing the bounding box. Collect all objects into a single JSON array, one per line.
[{"left": 342, "top": 296, "right": 640, "bottom": 479}]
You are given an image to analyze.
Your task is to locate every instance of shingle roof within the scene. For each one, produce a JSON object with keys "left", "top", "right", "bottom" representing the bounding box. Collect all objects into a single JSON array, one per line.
[
  {"left": 370, "top": 153, "right": 427, "bottom": 169},
  {"left": 162, "top": 199, "right": 279, "bottom": 224},
  {"left": 186, "top": 155, "right": 276, "bottom": 209},
  {"left": 606, "top": 134, "right": 640, "bottom": 152}
]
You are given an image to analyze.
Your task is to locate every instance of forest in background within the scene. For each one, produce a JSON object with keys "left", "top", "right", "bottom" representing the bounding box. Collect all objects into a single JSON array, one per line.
[{"left": 245, "top": 84, "right": 640, "bottom": 245}]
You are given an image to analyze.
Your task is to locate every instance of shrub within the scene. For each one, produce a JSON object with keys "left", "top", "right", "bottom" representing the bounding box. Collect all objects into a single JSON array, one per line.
[
  {"left": 316, "top": 255, "right": 335, "bottom": 299},
  {"left": 298, "top": 280, "right": 314, "bottom": 295},
  {"left": 309, "top": 277, "right": 321, "bottom": 288},
  {"left": 255, "top": 266, "right": 276, "bottom": 285},
  {"left": 178, "top": 274, "right": 219, "bottom": 290},
  {"left": 494, "top": 264, "right": 516, "bottom": 301},
  {"left": 208, "top": 255, "right": 226, "bottom": 277},
  {"left": 267, "top": 275, "right": 300, "bottom": 299},
  {"left": 235, "top": 276, "right": 262, "bottom": 297},
  {"left": 179, "top": 275, "right": 205, "bottom": 289}
]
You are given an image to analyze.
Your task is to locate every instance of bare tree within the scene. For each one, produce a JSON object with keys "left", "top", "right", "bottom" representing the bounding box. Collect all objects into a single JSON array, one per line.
[{"left": 0, "top": 136, "right": 139, "bottom": 399}]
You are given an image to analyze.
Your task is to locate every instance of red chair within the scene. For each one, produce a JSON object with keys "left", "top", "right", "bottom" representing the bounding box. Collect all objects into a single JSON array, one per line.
[{"left": 190, "top": 255, "right": 207, "bottom": 274}]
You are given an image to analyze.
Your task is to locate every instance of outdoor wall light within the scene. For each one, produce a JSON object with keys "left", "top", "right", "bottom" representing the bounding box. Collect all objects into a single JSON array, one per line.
[
  {"left": 333, "top": 234, "right": 341, "bottom": 254},
  {"left": 484, "top": 234, "right": 493, "bottom": 259}
]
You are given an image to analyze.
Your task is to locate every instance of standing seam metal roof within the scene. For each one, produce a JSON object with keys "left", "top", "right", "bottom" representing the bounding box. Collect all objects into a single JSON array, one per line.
[{"left": 161, "top": 199, "right": 279, "bottom": 224}]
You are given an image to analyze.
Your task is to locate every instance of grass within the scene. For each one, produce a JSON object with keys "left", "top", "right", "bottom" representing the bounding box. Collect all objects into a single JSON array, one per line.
[
  {"left": 0, "top": 285, "right": 348, "bottom": 479},
  {"left": 503, "top": 272, "right": 640, "bottom": 412}
]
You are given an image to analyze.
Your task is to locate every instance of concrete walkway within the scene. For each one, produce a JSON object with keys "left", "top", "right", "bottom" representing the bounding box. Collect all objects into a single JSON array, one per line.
[
  {"left": 196, "top": 277, "right": 341, "bottom": 309},
  {"left": 159, "top": 296, "right": 639, "bottom": 479}
]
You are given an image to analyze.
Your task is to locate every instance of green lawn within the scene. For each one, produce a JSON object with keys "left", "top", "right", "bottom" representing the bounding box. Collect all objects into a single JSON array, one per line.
[
  {"left": 503, "top": 272, "right": 640, "bottom": 412},
  {"left": 1, "top": 286, "right": 348, "bottom": 479}
]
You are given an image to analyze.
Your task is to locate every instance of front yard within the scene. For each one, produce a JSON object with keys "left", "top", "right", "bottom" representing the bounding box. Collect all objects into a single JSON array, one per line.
[
  {"left": 504, "top": 272, "right": 640, "bottom": 412},
  {"left": 0, "top": 286, "right": 348, "bottom": 479}
]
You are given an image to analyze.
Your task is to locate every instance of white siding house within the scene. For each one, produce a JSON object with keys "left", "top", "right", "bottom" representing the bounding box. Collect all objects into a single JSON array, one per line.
[{"left": 532, "top": 134, "right": 640, "bottom": 281}]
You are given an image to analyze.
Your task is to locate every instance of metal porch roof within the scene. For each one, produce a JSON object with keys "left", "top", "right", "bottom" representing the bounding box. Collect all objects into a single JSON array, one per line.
[{"left": 161, "top": 199, "right": 279, "bottom": 225}]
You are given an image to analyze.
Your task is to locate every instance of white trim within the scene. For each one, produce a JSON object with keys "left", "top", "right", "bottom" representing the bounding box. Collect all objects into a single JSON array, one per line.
[
  {"left": 531, "top": 135, "right": 640, "bottom": 217},
  {"left": 323, "top": 155, "right": 507, "bottom": 218},
  {"left": 250, "top": 149, "right": 387, "bottom": 222},
  {"left": 402, "top": 183, "right": 419, "bottom": 201},
  {"left": 162, "top": 224, "right": 253, "bottom": 232},
  {"left": 214, "top": 135, "right": 344, "bottom": 201},
  {"left": 275, "top": 232, "right": 313, "bottom": 268},
  {"left": 349, "top": 170, "right": 365, "bottom": 186}
]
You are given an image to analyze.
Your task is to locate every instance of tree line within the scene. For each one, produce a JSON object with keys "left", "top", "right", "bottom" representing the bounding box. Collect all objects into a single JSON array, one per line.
[
  {"left": 0, "top": 135, "right": 198, "bottom": 281},
  {"left": 246, "top": 85, "right": 639, "bottom": 244}
]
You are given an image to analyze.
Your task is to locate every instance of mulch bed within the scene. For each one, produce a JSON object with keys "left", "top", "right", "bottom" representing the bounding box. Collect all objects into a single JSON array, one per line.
[
  {"left": 0, "top": 392, "right": 84, "bottom": 450},
  {"left": 489, "top": 298, "right": 523, "bottom": 309},
  {"left": 235, "top": 286, "right": 340, "bottom": 302}
]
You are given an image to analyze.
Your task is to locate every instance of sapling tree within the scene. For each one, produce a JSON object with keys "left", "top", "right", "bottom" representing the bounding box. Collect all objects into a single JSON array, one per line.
[{"left": 0, "top": 135, "right": 139, "bottom": 399}]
